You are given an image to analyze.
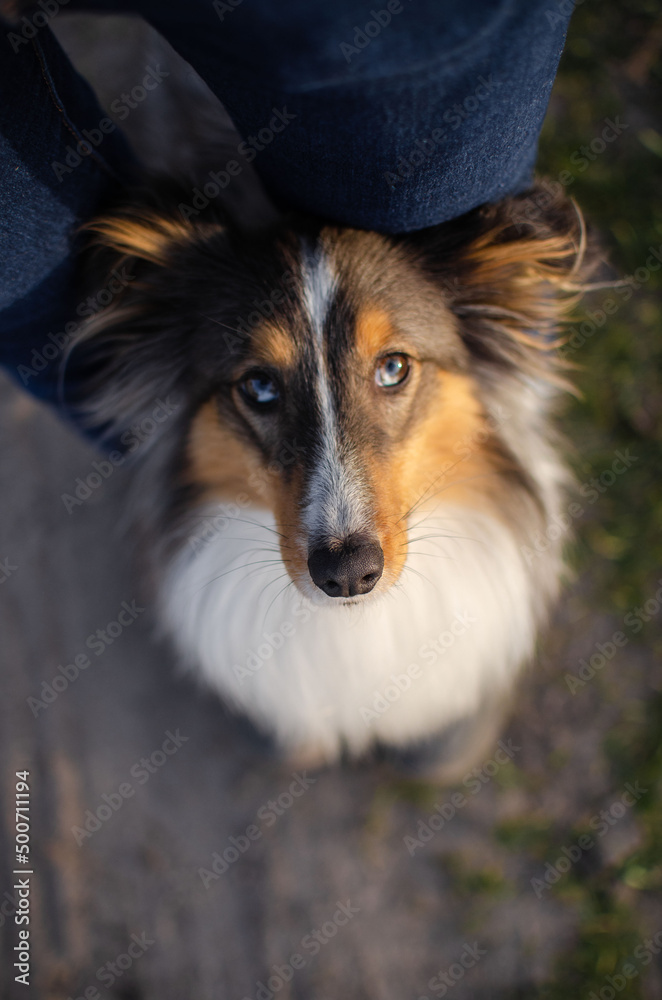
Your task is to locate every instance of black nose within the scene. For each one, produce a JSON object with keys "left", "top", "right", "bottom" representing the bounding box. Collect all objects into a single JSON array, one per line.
[{"left": 307, "top": 535, "right": 384, "bottom": 598}]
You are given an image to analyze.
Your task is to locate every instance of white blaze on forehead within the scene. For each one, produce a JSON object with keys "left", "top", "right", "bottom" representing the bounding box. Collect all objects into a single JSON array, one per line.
[
  {"left": 301, "top": 239, "right": 336, "bottom": 346},
  {"left": 299, "top": 239, "right": 372, "bottom": 543}
]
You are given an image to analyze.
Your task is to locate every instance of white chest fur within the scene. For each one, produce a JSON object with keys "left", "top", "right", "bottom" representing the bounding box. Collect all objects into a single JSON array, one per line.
[{"left": 160, "top": 504, "right": 537, "bottom": 761}]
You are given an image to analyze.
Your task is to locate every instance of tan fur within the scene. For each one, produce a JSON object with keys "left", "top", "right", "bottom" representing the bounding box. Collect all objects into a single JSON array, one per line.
[
  {"left": 248, "top": 323, "right": 297, "bottom": 369},
  {"left": 354, "top": 307, "right": 396, "bottom": 359},
  {"left": 83, "top": 211, "right": 200, "bottom": 267},
  {"left": 187, "top": 402, "right": 268, "bottom": 505},
  {"left": 271, "top": 468, "right": 310, "bottom": 585},
  {"left": 394, "top": 371, "right": 505, "bottom": 515},
  {"left": 187, "top": 403, "right": 309, "bottom": 583},
  {"left": 458, "top": 194, "right": 594, "bottom": 364},
  {"left": 363, "top": 371, "right": 503, "bottom": 584}
]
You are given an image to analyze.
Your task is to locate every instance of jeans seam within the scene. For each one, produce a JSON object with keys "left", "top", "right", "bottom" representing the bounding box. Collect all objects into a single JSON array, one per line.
[{"left": 31, "top": 34, "right": 120, "bottom": 181}]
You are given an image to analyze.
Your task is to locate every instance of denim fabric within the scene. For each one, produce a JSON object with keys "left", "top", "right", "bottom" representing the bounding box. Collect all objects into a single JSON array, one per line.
[
  {"left": 149, "top": 0, "right": 571, "bottom": 232},
  {"left": 0, "top": 0, "right": 573, "bottom": 442},
  {"left": 0, "top": 23, "right": 134, "bottom": 424}
]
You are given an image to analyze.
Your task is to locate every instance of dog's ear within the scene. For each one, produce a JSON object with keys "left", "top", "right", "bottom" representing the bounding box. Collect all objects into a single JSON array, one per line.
[
  {"left": 84, "top": 203, "right": 200, "bottom": 269},
  {"left": 67, "top": 184, "right": 228, "bottom": 444},
  {"left": 400, "top": 181, "right": 600, "bottom": 382}
]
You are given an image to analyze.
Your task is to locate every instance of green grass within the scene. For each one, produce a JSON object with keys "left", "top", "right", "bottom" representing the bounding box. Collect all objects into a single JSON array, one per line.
[
  {"left": 525, "top": 1, "right": 662, "bottom": 994},
  {"left": 539, "top": 0, "right": 662, "bottom": 610}
]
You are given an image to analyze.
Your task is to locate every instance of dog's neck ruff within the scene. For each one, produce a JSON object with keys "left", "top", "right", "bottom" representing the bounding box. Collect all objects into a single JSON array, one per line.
[{"left": 160, "top": 503, "right": 536, "bottom": 759}]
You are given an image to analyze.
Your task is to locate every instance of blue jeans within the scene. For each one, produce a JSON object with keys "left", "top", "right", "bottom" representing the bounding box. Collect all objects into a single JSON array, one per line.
[{"left": 0, "top": 0, "right": 573, "bottom": 440}]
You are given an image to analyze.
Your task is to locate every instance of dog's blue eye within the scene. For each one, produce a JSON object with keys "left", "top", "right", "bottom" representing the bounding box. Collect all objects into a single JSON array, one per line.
[
  {"left": 375, "top": 354, "right": 410, "bottom": 388},
  {"left": 240, "top": 373, "right": 280, "bottom": 405}
]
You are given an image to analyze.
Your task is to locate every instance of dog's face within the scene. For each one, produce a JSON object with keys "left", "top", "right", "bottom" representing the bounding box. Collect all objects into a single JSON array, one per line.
[
  {"left": 75, "top": 183, "right": 588, "bottom": 610},
  {"left": 72, "top": 182, "right": 595, "bottom": 756},
  {"left": 184, "top": 227, "right": 520, "bottom": 605}
]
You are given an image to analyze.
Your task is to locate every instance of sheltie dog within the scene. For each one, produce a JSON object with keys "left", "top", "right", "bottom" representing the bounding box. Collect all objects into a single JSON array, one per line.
[{"left": 71, "top": 178, "right": 594, "bottom": 779}]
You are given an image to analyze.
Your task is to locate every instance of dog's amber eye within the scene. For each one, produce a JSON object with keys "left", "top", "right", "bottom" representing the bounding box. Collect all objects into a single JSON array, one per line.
[
  {"left": 375, "top": 354, "right": 410, "bottom": 388},
  {"left": 239, "top": 371, "right": 280, "bottom": 406}
]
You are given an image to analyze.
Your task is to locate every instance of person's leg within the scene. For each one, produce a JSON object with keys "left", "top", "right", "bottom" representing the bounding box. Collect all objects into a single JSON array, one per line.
[
  {"left": 60, "top": 0, "right": 573, "bottom": 232},
  {"left": 0, "top": 21, "right": 135, "bottom": 429}
]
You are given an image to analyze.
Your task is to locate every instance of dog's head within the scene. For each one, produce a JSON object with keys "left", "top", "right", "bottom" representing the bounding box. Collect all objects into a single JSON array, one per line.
[{"left": 72, "top": 181, "right": 591, "bottom": 608}]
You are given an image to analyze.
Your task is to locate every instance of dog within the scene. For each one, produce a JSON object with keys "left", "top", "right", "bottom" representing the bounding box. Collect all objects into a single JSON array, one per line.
[{"left": 70, "top": 177, "right": 595, "bottom": 780}]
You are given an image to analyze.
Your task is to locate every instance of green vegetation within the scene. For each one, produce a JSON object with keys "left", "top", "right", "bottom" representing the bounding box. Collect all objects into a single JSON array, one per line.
[{"left": 540, "top": 0, "right": 662, "bottom": 610}]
